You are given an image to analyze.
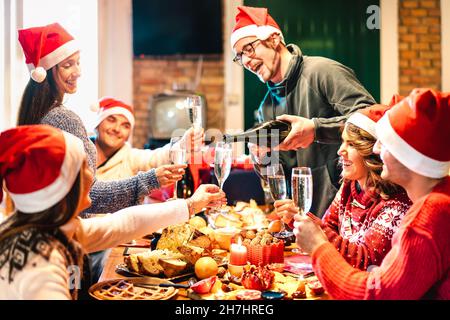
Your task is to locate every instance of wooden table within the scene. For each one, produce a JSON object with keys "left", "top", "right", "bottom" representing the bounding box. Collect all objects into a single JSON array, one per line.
[{"left": 98, "top": 243, "right": 329, "bottom": 300}]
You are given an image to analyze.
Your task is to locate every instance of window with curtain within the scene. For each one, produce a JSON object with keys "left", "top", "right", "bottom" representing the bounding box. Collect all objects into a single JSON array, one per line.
[{"left": 0, "top": 0, "right": 98, "bottom": 132}]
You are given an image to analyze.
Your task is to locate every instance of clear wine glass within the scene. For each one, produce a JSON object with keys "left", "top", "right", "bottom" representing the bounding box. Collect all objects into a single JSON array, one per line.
[
  {"left": 291, "top": 167, "right": 313, "bottom": 254},
  {"left": 169, "top": 136, "right": 187, "bottom": 200},
  {"left": 213, "top": 142, "right": 232, "bottom": 213},
  {"left": 266, "top": 164, "right": 290, "bottom": 231},
  {"left": 185, "top": 95, "right": 202, "bottom": 130}
]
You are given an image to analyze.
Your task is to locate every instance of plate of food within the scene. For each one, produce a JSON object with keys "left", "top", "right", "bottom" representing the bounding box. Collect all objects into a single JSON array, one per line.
[{"left": 89, "top": 277, "right": 181, "bottom": 300}]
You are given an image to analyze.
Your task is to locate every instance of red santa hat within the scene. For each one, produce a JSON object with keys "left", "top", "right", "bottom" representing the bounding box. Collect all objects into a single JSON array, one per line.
[
  {"left": 18, "top": 23, "right": 79, "bottom": 83},
  {"left": 91, "top": 97, "right": 135, "bottom": 129},
  {"left": 346, "top": 104, "right": 393, "bottom": 138},
  {"left": 230, "top": 6, "right": 284, "bottom": 49},
  {"left": 376, "top": 88, "right": 450, "bottom": 178},
  {"left": 0, "top": 125, "right": 85, "bottom": 213}
]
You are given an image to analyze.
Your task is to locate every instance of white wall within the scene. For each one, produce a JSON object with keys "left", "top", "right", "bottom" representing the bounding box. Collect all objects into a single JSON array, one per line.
[
  {"left": 380, "top": 0, "right": 399, "bottom": 104},
  {"left": 97, "top": 0, "right": 133, "bottom": 122},
  {"left": 0, "top": 0, "right": 98, "bottom": 132},
  {"left": 224, "top": 0, "right": 244, "bottom": 155}
]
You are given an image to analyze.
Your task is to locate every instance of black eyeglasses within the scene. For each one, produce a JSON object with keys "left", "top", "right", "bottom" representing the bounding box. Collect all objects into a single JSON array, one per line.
[{"left": 232, "top": 39, "right": 260, "bottom": 66}]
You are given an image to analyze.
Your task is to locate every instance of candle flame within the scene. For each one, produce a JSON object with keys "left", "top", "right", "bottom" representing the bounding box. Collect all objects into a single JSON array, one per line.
[{"left": 237, "top": 236, "right": 242, "bottom": 246}]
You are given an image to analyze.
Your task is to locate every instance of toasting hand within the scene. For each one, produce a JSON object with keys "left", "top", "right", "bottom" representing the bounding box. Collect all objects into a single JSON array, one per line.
[
  {"left": 189, "top": 184, "right": 227, "bottom": 214},
  {"left": 155, "top": 164, "right": 187, "bottom": 187}
]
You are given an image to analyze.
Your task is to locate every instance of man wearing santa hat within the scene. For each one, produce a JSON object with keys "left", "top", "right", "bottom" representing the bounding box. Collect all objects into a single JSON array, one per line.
[
  {"left": 293, "top": 88, "right": 450, "bottom": 299},
  {"left": 91, "top": 96, "right": 202, "bottom": 186},
  {"left": 231, "top": 6, "right": 376, "bottom": 217}
]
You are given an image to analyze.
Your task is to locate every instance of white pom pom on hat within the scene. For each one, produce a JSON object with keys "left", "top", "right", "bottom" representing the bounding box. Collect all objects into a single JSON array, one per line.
[
  {"left": 90, "top": 101, "right": 100, "bottom": 112},
  {"left": 30, "top": 67, "right": 47, "bottom": 83}
]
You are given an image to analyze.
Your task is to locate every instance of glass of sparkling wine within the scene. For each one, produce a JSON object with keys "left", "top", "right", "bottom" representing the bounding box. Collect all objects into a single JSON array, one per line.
[
  {"left": 185, "top": 95, "right": 202, "bottom": 129},
  {"left": 266, "top": 163, "right": 290, "bottom": 231},
  {"left": 291, "top": 167, "right": 313, "bottom": 254},
  {"left": 169, "top": 136, "right": 187, "bottom": 200},
  {"left": 214, "top": 142, "right": 232, "bottom": 213}
]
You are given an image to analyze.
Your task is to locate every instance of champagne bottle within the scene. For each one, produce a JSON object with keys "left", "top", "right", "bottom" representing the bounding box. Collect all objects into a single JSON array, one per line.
[
  {"left": 177, "top": 165, "right": 195, "bottom": 199},
  {"left": 223, "top": 119, "right": 291, "bottom": 147}
]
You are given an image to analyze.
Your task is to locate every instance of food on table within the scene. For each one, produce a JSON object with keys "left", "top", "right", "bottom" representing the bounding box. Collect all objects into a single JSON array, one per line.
[
  {"left": 188, "top": 235, "right": 212, "bottom": 250},
  {"left": 195, "top": 256, "right": 219, "bottom": 279},
  {"left": 307, "top": 279, "right": 325, "bottom": 296},
  {"left": 217, "top": 266, "right": 227, "bottom": 278},
  {"left": 188, "top": 216, "right": 207, "bottom": 229},
  {"left": 236, "top": 289, "right": 262, "bottom": 300},
  {"left": 272, "top": 272, "right": 300, "bottom": 298},
  {"left": 190, "top": 276, "right": 217, "bottom": 294},
  {"left": 272, "top": 230, "right": 296, "bottom": 246},
  {"left": 156, "top": 223, "right": 196, "bottom": 252},
  {"left": 124, "top": 249, "right": 184, "bottom": 276},
  {"left": 292, "top": 290, "right": 307, "bottom": 299},
  {"left": 214, "top": 213, "right": 243, "bottom": 229},
  {"left": 297, "top": 279, "right": 306, "bottom": 293},
  {"left": 241, "top": 265, "right": 275, "bottom": 291},
  {"left": 213, "top": 227, "right": 240, "bottom": 250},
  {"left": 210, "top": 279, "right": 223, "bottom": 294},
  {"left": 177, "top": 244, "right": 204, "bottom": 265},
  {"left": 199, "top": 226, "right": 214, "bottom": 236},
  {"left": 267, "top": 219, "right": 283, "bottom": 233},
  {"left": 89, "top": 279, "right": 178, "bottom": 300},
  {"left": 158, "top": 258, "right": 188, "bottom": 278}
]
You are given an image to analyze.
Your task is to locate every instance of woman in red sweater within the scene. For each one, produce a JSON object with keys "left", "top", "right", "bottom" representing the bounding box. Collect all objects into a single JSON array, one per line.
[
  {"left": 275, "top": 103, "right": 412, "bottom": 270},
  {"left": 294, "top": 88, "right": 450, "bottom": 299}
]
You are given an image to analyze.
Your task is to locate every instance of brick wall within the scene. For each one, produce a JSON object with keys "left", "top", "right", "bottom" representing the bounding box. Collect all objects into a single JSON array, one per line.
[
  {"left": 132, "top": 55, "right": 224, "bottom": 148},
  {"left": 399, "top": 0, "right": 441, "bottom": 95}
]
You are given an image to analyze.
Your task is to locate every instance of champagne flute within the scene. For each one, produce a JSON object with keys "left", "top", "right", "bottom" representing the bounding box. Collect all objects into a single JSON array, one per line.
[
  {"left": 266, "top": 164, "right": 290, "bottom": 231},
  {"left": 291, "top": 167, "right": 313, "bottom": 254},
  {"left": 214, "top": 142, "right": 232, "bottom": 213},
  {"left": 185, "top": 95, "right": 202, "bottom": 129},
  {"left": 169, "top": 136, "right": 187, "bottom": 200}
]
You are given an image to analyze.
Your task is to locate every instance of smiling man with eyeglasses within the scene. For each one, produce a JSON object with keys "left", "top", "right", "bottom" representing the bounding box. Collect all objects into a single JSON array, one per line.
[{"left": 230, "top": 6, "right": 376, "bottom": 218}]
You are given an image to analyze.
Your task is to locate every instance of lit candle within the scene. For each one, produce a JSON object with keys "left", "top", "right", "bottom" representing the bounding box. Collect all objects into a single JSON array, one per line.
[{"left": 229, "top": 237, "right": 247, "bottom": 266}]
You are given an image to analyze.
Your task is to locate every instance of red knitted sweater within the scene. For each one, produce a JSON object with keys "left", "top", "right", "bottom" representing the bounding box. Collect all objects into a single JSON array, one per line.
[
  {"left": 312, "top": 176, "right": 450, "bottom": 300},
  {"left": 320, "top": 180, "right": 412, "bottom": 270}
]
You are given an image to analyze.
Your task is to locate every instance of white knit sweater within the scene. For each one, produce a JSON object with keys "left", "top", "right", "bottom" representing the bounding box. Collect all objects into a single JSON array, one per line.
[{"left": 0, "top": 199, "right": 188, "bottom": 300}]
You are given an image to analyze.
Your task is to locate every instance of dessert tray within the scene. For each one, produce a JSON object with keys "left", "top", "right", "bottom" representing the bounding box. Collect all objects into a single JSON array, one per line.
[{"left": 89, "top": 277, "right": 179, "bottom": 300}]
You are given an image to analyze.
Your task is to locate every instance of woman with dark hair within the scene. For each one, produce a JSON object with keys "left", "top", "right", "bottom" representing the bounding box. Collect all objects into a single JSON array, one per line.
[
  {"left": 274, "top": 104, "right": 412, "bottom": 270},
  {"left": 16, "top": 23, "right": 200, "bottom": 216},
  {"left": 0, "top": 125, "right": 225, "bottom": 299}
]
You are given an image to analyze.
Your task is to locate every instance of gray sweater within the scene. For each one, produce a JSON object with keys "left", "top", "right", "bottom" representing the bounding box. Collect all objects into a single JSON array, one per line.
[
  {"left": 41, "top": 106, "right": 159, "bottom": 214},
  {"left": 257, "top": 44, "right": 376, "bottom": 217}
]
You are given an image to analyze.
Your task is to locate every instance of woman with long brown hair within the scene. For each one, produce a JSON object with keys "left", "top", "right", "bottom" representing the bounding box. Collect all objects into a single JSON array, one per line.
[
  {"left": 16, "top": 23, "right": 200, "bottom": 216},
  {"left": 0, "top": 125, "right": 225, "bottom": 299},
  {"left": 274, "top": 104, "right": 412, "bottom": 270}
]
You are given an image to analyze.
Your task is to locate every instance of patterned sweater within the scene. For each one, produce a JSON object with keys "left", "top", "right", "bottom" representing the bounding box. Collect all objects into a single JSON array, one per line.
[
  {"left": 0, "top": 200, "right": 189, "bottom": 299},
  {"left": 312, "top": 176, "right": 450, "bottom": 300},
  {"left": 319, "top": 180, "right": 412, "bottom": 270},
  {"left": 40, "top": 106, "right": 159, "bottom": 214}
]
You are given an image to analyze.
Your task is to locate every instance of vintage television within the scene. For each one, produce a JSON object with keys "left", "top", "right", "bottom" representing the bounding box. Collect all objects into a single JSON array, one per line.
[{"left": 146, "top": 91, "right": 207, "bottom": 149}]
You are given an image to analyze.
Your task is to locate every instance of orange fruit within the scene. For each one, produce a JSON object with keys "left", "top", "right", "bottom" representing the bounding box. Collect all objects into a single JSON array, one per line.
[{"left": 194, "top": 257, "right": 218, "bottom": 279}]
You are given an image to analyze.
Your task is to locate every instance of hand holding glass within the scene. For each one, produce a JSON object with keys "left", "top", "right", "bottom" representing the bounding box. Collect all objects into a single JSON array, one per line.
[
  {"left": 169, "top": 136, "right": 187, "bottom": 200},
  {"left": 185, "top": 95, "right": 202, "bottom": 129}
]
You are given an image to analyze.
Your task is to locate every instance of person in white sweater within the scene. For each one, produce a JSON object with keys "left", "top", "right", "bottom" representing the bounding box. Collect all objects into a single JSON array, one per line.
[
  {"left": 0, "top": 125, "right": 225, "bottom": 300},
  {"left": 92, "top": 96, "right": 202, "bottom": 185}
]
